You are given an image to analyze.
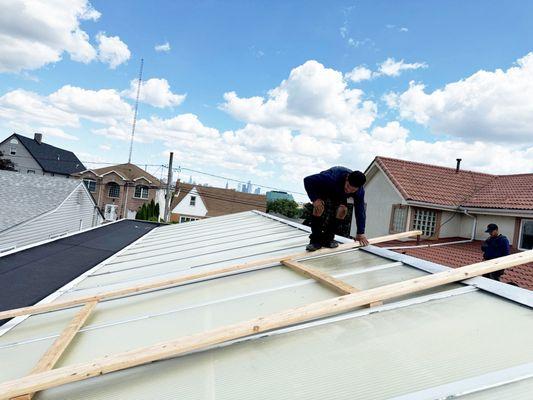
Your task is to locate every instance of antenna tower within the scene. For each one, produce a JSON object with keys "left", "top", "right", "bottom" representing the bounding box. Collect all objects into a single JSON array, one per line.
[{"left": 128, "top": 58, "right": 144, "bottom": 163}]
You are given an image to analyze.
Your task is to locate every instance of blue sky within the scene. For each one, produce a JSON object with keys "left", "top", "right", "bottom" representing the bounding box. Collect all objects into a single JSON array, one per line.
[{"left": 1, "top": 0, "right": 533, "bottom": 200}]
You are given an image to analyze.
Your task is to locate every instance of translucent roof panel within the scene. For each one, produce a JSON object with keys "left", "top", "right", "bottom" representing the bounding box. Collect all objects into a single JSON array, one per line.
[{"left": 0, "top": 211, "right": 531, "bottom": 400}]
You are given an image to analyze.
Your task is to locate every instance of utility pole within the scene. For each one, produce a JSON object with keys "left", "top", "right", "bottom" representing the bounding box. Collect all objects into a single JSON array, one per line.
[
  {"left": 163, "top": 152, "right": 174, "bottom": 222},
  {"left": 128, "top": 58, "right": 144, "bottom": 164}
]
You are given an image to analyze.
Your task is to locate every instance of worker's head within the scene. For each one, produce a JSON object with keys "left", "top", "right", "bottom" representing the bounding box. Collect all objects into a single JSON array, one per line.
[
  {"left": 485, "top": 223, "right": 499, "bottom": 237},
  {"left": 345, "top": 171, "right": 366, "bottom": 194}
]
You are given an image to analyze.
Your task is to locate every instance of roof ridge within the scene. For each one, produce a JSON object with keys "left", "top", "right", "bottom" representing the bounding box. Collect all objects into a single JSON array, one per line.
[{"left": 375, "top": 156, "right": 496, "bottom": 177}]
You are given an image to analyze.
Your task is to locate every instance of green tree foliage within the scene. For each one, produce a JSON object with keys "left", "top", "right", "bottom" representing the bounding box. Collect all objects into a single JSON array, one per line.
[
  {"left": 0, "top": 151, "right": 15, "bottom": 171},
  {"left": 266, "top": 199, "right": 301, "bottom": 219},
  {"left": 136, "top": 199, "right": 160, "bottom": 222}
]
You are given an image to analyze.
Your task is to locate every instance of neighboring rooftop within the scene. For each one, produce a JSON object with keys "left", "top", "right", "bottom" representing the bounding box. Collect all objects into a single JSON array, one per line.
[
  {"left": 376, "top": 237, "right": 533, "bottom": 290},
  {"left": 172, "top": 182, "right": 267, "bottom": 216},
  {"left": 373, "top": 156, "right": 533, "bottom": 210},
  {"left": 76, "top": 163, "right": 162, "bottom": 185},
  {"left": 0, "top": 169, "right": 83, "bottom": 233},
  {"left": 0, "top": 219, "right": 158, "bottom": 325},
  {"left": 0, "top": 212, "right": 531, "bottom": 399},
  {"left": 6, "top": 133, "right": 85, "bottom": 175}
]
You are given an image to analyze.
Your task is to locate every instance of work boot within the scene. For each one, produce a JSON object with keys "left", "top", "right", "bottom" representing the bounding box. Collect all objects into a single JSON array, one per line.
[
  {"left": 306, "top": 243, "right": 322, "bottom": 252},
  {"left": 323, "top": 240, "right": 339, "bottom": 249}
]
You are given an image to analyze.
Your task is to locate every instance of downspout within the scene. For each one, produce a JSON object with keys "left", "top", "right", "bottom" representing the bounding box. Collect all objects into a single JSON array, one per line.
[
  {"left": 123, "top": 183, "right": 129, "bottom": 219},
  {"left": 384, "top": 208, "right": 477, "bottom": 250}
]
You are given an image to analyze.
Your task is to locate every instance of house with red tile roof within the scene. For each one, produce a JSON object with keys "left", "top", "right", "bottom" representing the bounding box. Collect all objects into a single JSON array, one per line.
[{"left": 359, "top": 156, "right": 533, "bottom": 289}]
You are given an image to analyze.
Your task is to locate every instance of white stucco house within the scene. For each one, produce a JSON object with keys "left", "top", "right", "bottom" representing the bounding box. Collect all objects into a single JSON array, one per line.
[
  {"left": 352, "top": 156, "right": 533, "bottom": 251},
  {"left": 0, "top": 170, "right": 102, "bottom": 252}
]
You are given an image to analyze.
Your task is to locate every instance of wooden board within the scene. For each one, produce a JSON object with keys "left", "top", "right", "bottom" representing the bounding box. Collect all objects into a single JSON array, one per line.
[
  {"left": 10, "top": 301, "right": 98, "bottom": 400},
  {"left": 0, "top": 231, "right": 422, "bottom": 321},
  {"left": 0, "top": 249, "right": 531, "bottom": 399}
]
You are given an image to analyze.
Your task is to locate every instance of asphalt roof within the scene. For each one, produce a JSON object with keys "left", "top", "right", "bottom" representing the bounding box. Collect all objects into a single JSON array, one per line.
[
  {"left": 0, "top": 169, "right": 83, "bottom": 233},
  {"left": 0, "top": 219, "right": 158, "bottom": 325},
  {"left": 374, "top": 156, "right": 533, "bottom": 210},
  {"left": 12, "top": 133, "right": 85, "bottom": 175}
]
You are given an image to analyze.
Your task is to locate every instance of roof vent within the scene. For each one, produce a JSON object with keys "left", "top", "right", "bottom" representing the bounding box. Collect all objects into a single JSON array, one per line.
[
  {"left": 456, "top": 158, "right": 462, "bottom": 173},
  {"left": 34, "top": 133, "right": 43, "bottom": 144}
]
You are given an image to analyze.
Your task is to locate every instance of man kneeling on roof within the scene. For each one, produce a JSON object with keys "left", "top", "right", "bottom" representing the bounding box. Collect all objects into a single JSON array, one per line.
[
  {"left": 481, "top": 223, "right": 510, "bottom": 281},
  {"left": 303, "top": 166, "right": 368, "bottom": 252}
]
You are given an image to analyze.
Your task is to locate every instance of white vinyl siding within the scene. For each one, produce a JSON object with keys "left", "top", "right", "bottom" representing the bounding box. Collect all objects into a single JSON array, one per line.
[{"left": 0, "top": 185, "right": 101, "bottom": 251}]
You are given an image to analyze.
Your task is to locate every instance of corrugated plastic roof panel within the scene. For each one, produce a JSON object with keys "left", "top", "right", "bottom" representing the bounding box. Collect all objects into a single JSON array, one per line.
[{"left": 0, "top": 211, "right": 531, "bottom": 399}]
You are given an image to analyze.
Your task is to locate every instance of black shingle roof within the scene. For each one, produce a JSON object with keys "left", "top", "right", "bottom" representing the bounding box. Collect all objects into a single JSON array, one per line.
[{"left": 13, "top": 133, "right": 85, "bottom": 175}]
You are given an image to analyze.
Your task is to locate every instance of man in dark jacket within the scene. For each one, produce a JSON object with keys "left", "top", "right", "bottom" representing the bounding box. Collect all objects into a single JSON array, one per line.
[
  {"left": 481, "top": 223, "right": 510, "bottom": 280},
  {"left": 303, "top": 166, "right": 368, "bottom": 251}
]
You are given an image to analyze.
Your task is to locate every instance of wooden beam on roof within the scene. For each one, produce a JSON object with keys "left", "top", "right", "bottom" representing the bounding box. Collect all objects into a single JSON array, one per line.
[
  {"left": 10, "top": 301, "right": 98, "bottom": 400},
  {"left": 281, "top": 259, "right": 383, "bottom": 307},
  {"left": 0, "top": 250, "right": 531, "bottom": 399},
  {"left": 0, "top": 231, "right": 422, "bottom": 321}
]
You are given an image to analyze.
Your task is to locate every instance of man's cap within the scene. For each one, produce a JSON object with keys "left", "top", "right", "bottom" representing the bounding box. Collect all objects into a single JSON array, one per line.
[{"left": 485, "top": 223, "right": 498, "bottom": 233}]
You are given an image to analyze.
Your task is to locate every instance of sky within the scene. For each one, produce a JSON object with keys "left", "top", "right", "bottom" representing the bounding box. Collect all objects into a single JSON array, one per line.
[{"left": 1, "top": 0, "right": 533, "bottom": 201}]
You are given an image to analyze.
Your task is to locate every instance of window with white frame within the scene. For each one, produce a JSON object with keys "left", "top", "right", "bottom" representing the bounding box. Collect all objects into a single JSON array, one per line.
[
  {"left": 9, "top": 145, "right": 16, "bottom": 155},
  {"left": 519, "top": 219, "right": 533, "bottom": 250},
  {"left": 390, "top": 204, "right": 407, "bottom": 233},
  {"left": 83, "top": 179, "right": 96, "bottom": 192},
  {"left": 27, "top": 170, "right": 35, "bottom": 174},
  {"left": 134, "top": 185, "right": 149, "bottom": 199},
  {"left": 180, "top": 216, "right": 199, "bottom": 223},
  {"left": 412, "top": 208, "right": 438, "bottom": 237},
  {"left": 108, "top": 182, "right": 120, "bottom": 198},
  {"left": 190, "top": 196, "right": 196, "bottom": 206}
]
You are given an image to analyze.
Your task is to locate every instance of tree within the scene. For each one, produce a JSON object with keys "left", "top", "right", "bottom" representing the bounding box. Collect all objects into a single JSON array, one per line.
[
  {"left": 266, "top": 199, "right": 301, "bottom": 219},
  {"left": 0, "top": 151, "right": 15, "bottom": 171},
  {"left": 136, "top": 199, "right": 160, "bottom": 222}
]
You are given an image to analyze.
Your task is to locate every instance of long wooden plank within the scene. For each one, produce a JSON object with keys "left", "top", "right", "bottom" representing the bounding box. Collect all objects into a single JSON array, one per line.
[
  {"left": 0, "top": 231, "right": 421, "bottom": 321},
  {"left": 282, "top": 259, "right": 383, "bottom": 307},
  {"left": 281, "top": 259, "right": 358, "bottom": 294},
  {"left": 0, "top": 250, "right": 531, "bottom": 399},
  {"left": 10, "top": 301, "right": 98, "bottom": 400}
]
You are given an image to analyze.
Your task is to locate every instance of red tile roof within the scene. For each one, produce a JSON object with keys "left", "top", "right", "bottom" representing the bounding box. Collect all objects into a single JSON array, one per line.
[
  {"left": 374, "top": 157, "right": 533, "bottom": 210},
  {"left": 376, "top": 238, "right": 533, "bottom": 290}
]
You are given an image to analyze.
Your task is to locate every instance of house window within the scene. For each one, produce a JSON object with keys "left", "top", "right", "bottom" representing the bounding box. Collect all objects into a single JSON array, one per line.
[
  {"left": 108, "top": 182, "right": 120, "bottom": 198},
  {"left": 9, "top": 145, "right": 16, "bottom": 155},
  {"left": 390, "top": 204, "right": 407, "bottom": 233},
  {"left": 83, "top": 179, "right": 97, "bottom": 192},
  {"left": 190, "top": 196, "right": 196, "bottom": 206},
  {"left": 180, "top": 216, "right": 199, "bottom": 223},
  {"left": 134, "top": 185, "right": 149, "bottom": 199},
  {"left": 412, "top": 208, "right": 438, "bottom": 237},
  {"left": 27, "top": 170, "right": 35, "bottom": 174},
  {"left": 519, "top": 219, "right": 533, "bottom": 250}
]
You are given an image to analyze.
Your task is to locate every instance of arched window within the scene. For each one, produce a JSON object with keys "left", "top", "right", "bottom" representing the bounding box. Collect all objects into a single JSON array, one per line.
[
  {"left": 134, "top": 185, "right": 149, "bottom": 199},
  {"left": 108, "top": 182, "right": 120, "bottom": 198}
]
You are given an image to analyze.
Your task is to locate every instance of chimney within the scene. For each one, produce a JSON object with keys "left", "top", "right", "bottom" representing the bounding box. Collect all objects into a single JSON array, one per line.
[
  {"left": 34, "top": 133, "right": 43, "bottom": 144},
  {"left": 456, "top": 158, "right": 462, "bottom": 173}
]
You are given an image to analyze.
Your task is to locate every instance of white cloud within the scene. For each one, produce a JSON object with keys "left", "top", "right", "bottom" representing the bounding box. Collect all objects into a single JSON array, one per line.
[
  {"left": 38, "top": 127, "right": 79, "bottom": 141},
  {"left": 123, "top": 78, "right": 186, "bottom": 108},
  {"left": 399, "top": 27, "right": 408, "bottom": 32},
  {"left": 386, "top": 52, "right": 533, "bottom": 143},
  {"left": 378, "top": 58, "right": 427, "bottom": 77},
  {"left": 49, "top": 85, "right": 132, "bottom": 124},
  {"left": 370, "top": 121, "right": 408, "bottom": 141},
  {"left": 99, "top": 144, "right": 111, "bottom": 151},
  {"left": 346, "top": 66, "right": 373, "bottom": 82},
  {"left": 0, "top": 0, "right": 101, "bottom": 72},
  {"left": 96, "top": 32, "right": 131, "bottom": 69},
  {"left": 154, "top": 42, "right": 171, "bottom": 52}
]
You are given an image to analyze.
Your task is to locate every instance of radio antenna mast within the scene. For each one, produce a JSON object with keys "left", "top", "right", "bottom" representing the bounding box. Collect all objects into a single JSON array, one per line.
[{"left": 128, "top": 58, "right": 144, "bottom": 163}]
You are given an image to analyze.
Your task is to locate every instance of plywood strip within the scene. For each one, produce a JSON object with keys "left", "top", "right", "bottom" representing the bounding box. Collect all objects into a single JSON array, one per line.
[
  {"left": 10, "top": 301, "right": 98, "bottom": 400},
  {"left": 0, "top": 250, "right": 531, "bottom": 399},
  {"left": 0, "top": 231, "right": 422, "bottom": 321},
  {"left": 281, "top": 259, "right": 383, "bottom": 307}
]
